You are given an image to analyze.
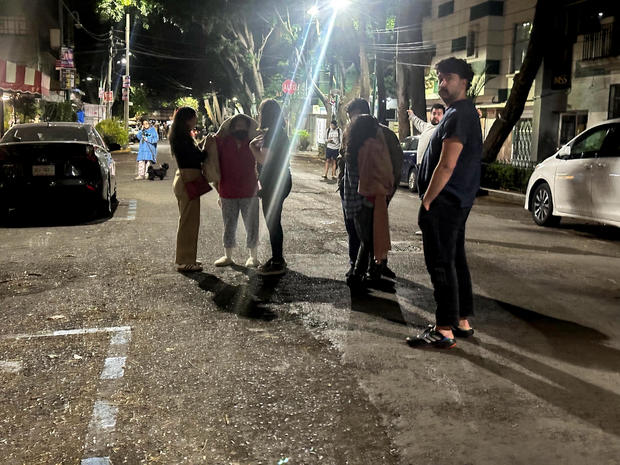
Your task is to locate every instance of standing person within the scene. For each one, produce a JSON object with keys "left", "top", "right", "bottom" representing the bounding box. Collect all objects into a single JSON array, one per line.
[
  {"left": 135, "top": 119, "right": 158, "bottom": 180},
  {"left": 338, "top": 98, "right": 403, "bottom": 281},
  {"left": 343, "top": 115, "right": 393, "bottom": 291},
  {"left": 170, "top": 107, "right": 208, "bottom": 273},
  {"left": 323, "top": 120, "right": 341, "bottom": 180},
  {"left": 249, "top": 99, "right": 292, "bottom": 276},
  {"left": 211, "top": 114, "right": 260, "bottom": 268},
  {"left": 406, "top": 57, "right": 481, "bottom": 349},
  {"left": 407, "top": 103, "right": 445, "bottom": 164}
]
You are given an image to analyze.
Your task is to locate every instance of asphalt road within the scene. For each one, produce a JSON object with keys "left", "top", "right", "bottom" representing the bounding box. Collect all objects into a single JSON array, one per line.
[{"left": 1, "top": 141, "right": 619, "bottom": 465}]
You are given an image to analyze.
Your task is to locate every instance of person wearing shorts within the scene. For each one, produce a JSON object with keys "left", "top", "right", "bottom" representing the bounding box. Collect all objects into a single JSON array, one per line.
[{"left": 323, "top": 120, "right": 341, "bottom": 180}]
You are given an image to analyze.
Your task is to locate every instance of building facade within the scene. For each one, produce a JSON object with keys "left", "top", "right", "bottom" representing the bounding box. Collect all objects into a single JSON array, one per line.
[{"left": 421, "top": 0, "right": 619, "bottom": 164}]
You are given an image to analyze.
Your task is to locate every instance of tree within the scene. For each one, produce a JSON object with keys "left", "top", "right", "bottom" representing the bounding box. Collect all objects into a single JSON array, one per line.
[
  {"left": 482, "top": 0, "right": 554, "bottom": 163},
  {"left": 395, "top": 0, "right": 430, "bottom": 140},
  {"left": 96, "top": 0, "right": 159, "bottom": 23}
]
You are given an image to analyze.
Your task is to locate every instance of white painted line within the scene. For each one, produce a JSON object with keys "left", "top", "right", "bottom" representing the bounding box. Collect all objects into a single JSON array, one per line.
[
  {"left": 81, "top": 457, "right": 111, "bottom": 465},
  {"left": 89, "top": 400, "right": 118, "bottom": 430},
  {"left": 100, "top": 357, "right": 126, "bottom": 380},
  {"left": 2, "top": 326, "right": 131, "bottom": 341},
  {"left": 110, "top": 330, "right": 131, "bottom": 346},
  {"left": 0, "top": 360, "right": 22, "bottom": 373}
]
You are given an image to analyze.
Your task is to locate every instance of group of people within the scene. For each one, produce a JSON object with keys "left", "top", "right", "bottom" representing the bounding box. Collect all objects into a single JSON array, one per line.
[
  {"left": 167, "top": 56, "right": 482, "bottom": 351},
  {"left": 169, "top": 98, "right": 291, "bottom": 277}
]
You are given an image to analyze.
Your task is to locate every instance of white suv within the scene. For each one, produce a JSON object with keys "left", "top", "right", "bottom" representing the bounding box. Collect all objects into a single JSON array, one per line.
[{"left": 524, "top": 119, "right": 620, "bottom": 228}]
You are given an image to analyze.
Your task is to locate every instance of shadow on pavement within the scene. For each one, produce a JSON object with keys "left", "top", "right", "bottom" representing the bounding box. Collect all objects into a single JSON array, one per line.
[{"left": 0, "top": 202, "right": 118, "bottom": 228}]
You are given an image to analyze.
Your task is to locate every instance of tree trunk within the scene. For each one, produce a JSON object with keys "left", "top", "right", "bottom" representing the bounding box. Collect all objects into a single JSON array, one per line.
[
  {"left": 358, "top": 16, "right": 371, "bottom": 101},
  {"left": 482, "top": 0, "right": 554, "bottom": 163},
  {"left": 396, "top": 0, "right": 429, "bottom": 139}
]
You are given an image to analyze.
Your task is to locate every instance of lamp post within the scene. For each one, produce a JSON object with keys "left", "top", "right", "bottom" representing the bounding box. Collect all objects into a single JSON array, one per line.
[{"left": 123, "top": 10, "right": 130, "bottom": 131}]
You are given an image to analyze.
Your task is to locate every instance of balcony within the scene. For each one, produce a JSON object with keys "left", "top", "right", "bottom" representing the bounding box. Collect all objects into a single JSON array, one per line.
[{"left": 581, "top": 22, "right": 615, "bottom": 60}]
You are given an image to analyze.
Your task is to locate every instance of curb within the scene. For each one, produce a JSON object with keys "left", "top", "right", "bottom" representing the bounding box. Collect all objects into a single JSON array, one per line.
[{"left": 480, "top": 188, "right": 526, "bottom": 205}]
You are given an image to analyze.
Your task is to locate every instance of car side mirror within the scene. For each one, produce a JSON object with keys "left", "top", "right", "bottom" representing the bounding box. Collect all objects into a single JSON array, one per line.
[
  {"left": 108, "top": 143, "right": 121, "bottom": 152},
  {"left": 556, "top": 145, "right": 571, "bottom": 159}
]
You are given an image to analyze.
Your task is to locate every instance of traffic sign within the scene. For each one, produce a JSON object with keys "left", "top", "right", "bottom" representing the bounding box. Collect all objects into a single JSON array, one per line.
[{"left": 282, "top": 79, "right": 298, "bottom": 95}]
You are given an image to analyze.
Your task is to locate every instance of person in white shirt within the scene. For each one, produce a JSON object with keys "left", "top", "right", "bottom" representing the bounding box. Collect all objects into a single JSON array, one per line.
[
  {"left": 323, "top": 120, "right": 342, "bottom": 180},
  {"left": 407, "top": 103, "right": 445, "bottom": 163}
]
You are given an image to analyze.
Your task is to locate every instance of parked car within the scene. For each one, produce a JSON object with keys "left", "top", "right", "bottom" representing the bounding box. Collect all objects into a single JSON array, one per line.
[
  {"left": 400, "top": 135, "right": 420, "bottom": 192},
  {"left": 0, "top": 122, "right": 118, "bottom": 218},
  {"left": 524, "top": 118, "right": 620, "bottom": 228}
]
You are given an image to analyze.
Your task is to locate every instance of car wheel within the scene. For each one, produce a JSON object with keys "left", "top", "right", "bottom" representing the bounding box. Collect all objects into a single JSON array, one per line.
[
  {"left": 98, "top": 181, "right": 113, "bottom": 218},
  {"left": 408, "top": 168, "right": 417, "bottom": 192},
  {"left": 531, "top": 183, "right": 560, "bottom": 226}
]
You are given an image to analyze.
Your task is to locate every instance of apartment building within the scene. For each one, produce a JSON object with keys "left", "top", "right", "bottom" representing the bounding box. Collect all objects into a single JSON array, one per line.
[{"left": 421, "top": 0, "right": 619, "bottom": 164}]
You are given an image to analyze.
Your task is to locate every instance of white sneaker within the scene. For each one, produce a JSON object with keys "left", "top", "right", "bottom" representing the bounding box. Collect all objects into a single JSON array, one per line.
[
  {"left": 134, "top": 176, "right": 143, "bottom": 180},
  {"left": 245, "top": 256, "right": 260, "bottom": 268},
  {"left": 214, "top": 256, "right": 234, "bottom": 267}
]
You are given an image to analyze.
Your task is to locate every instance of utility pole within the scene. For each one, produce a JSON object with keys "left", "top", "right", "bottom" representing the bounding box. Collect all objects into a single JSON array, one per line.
[
  {"left": 107, "top": 27, "right": 113, "bottom": 120},
  {"left": 123, "top": 12, "right": 130, "bottom": 131}
]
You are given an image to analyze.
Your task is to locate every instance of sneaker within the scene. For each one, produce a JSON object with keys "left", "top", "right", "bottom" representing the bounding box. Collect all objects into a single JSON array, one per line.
[
  {"left": 245, "top": 256, "right": 260, "bottom": 268},
  {"left": 175, "top": 263, "right": 203, "bottom": 273},
  {"left": 345, "top": 264, "right": 355, "bottom": 278},
  {"left": 134, "top": 175, "right": 144, "bottom": 180},
  {"left": 406, "top": 326, "right": 456, "bottom": 349},
  {"left": 257, "top": 258, "right": 287, "bottom": 276},
  {"left": 452, "top": 326, "right": 475, "bottom": 338},
  {"left": 214, "top": 256, "right": 234, "bottom": 267},
  {"left": 321, "top": 175, "right": 327, "bottom": 180}
]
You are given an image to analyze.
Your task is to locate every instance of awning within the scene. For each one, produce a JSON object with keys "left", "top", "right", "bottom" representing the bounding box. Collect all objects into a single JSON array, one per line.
[{"left": 0, "top": 58, "right": 50, "bottom": 97}]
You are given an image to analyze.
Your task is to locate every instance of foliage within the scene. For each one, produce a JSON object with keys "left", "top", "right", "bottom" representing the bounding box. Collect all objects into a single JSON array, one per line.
[
  {"left": 481, "top": 161, "right": 534, "bottom": 193},
  {"left": 175, "top": 96, "right": 199, "bottom": 110},
  {"left": 295, "top": 129, "right": 311, "bottom": 151},
  {"left": 96, "top": 118, "right": 129, "bottom": 147},
  {"left": 96, "top": 0, "right": 159, "bottom": 23},
  {"left": 317, "top": 142, "right": 326, "bottom": 158},
  {"left": 12, "top": 95, "right": 39, "bottom": 122},
  {"left": 130, "top": 85, "right": 150, "bottom": 118},
  {"left": 40, "top": 101, "right": 75, "bottom": 122}
]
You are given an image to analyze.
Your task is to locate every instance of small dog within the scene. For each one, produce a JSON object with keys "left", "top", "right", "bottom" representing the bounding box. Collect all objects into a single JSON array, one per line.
[{"left": 147, "top": 163, "right": 169, "bottom": 181}]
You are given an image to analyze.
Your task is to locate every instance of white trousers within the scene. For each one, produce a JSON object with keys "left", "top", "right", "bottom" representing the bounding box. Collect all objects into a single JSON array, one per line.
[{"left": 137, "top": 160, "right": 152, "bottom": 177}]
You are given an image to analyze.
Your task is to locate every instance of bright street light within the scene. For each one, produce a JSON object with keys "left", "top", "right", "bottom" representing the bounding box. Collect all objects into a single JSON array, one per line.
[
  {"left": 86, "top": 76, "right": 93, "bottom": 81},
  {"left": 308, "top": 5, "right": 319, "bottom": 16},
  {"left": 331, "top": 0, "right": 351, "bottom": 11}
]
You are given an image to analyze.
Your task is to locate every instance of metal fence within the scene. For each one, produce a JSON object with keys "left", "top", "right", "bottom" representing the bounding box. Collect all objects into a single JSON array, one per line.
[{"left": 511, "top": 118, "right": 536, "bottom": 169}]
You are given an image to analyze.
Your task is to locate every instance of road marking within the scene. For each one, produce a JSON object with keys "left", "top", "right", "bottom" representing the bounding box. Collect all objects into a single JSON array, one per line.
[
  {"left": 110, "top": 199, "right": 137, "bottom": 221},
  {"left": 0, "top": 360, "right": 22, "bottom": 373},
  {"left": 2, "top": 325, "right": 132, "bottom": 462},
  {"left": 100, "top": 356, "right": 126, "bottom": 380},
  {"left": 1, "top": 325, "right": 131, "bottom": 340}
]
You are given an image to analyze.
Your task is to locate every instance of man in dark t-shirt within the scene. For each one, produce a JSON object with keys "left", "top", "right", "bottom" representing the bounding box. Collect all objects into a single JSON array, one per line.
[{"left": 406, "top": 57, "right": 482, "bottom": 350}]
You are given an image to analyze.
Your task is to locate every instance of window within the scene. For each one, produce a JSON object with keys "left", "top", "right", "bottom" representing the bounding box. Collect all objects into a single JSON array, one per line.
[
  {"left": 470, "top": 1, "right": 504, "bottom": 21},
  {"left": 512, "top": 22, "right": 531, "bottom": 73},
  {"left": 559, "top": 112, "right": 588, "bottom": 146},
  {"left": 467, "top": 30, "right": 477, "bottom": 57},
  {"left": 599, "top": 125, "right": 620, "bottom": 157},
  {"left": 438, "top": 1, "right": 454, "bottom": 18},
  {"left": 0, "top": 16, "right": 28, "bottom": 35},
  {"left": 570, "top": 126, "right": 608, "bottom": 158},
  {"left": 609, "top": 85, "right": 620, "bottom": 119},
  {"left": 451, "top": 36, "right": 467, "bottom": 52}
]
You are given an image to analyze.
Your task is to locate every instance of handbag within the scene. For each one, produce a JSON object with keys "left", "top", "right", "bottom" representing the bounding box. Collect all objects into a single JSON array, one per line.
[
  {"left": 201, "top": 138, "right": 221, "bottom": 183},
  {"left": 181, "top": 171, "right": 212, "bottom": 200}
]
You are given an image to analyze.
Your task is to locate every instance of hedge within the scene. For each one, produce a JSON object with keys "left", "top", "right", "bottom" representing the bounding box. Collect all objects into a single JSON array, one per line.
[
  {"left": 95, "top": 118, "right": 129, "bottom": 147},
  {"left": 481, "top": 161, "right": 534, "bottom": 194}
]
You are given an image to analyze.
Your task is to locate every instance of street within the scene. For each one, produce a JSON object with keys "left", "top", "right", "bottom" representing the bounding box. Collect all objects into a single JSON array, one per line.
[{"left": 1, "top": 141, "right": 620, "bottom": 465}]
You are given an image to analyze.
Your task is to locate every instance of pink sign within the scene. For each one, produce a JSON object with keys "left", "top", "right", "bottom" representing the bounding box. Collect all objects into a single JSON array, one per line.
[{"left": 282, "top": 79, "right": 298, "bottom": 95}]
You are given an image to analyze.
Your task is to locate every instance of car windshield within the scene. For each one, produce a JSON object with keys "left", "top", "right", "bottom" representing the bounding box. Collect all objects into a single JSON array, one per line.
[{"left": 0, "top": 126, "right": 89, "bottom": 143}]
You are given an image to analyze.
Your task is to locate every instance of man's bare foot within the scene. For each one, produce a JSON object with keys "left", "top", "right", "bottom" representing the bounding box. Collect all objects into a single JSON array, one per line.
[
  {"left": 436, "top": 326, "right": 454, "bottom": 339},
  {"left": 458, "top": 318, "right": 472, "bottom": 330}
]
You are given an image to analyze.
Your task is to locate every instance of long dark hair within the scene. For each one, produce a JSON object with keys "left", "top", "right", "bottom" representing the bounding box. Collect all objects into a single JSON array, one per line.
[
  {"left": 346, "top": 114, "right": 379, "bottom": 162},
  {"left": 258, "top": 99, "right": 283, "bottom": 130},
  {"left": 168, "top": 107, "right": 196, "bottom": 144}
]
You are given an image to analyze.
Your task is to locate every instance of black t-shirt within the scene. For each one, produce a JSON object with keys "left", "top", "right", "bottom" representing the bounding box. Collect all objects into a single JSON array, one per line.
[
  {"left": 258, "top": 126, "right": 291, "bottom": 191},
  {"left": 418, "top": 98, "right": 482, "bottom": 208},
  {"left": 170, "top": 133, "right": 206, "bottom": 169}
]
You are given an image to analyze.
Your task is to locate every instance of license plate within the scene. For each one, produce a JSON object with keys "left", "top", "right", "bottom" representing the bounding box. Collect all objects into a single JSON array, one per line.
[{"left": 32, "top": 165, "right": 55, "bottom": 176}]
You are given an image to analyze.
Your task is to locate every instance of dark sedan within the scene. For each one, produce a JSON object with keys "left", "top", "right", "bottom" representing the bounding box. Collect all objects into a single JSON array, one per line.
[
  {"left": 0, "top": 123, "right": 118, "bottom": 218},
  {"left": 400, "top": 135, "right": 420, "bottom": 192}
]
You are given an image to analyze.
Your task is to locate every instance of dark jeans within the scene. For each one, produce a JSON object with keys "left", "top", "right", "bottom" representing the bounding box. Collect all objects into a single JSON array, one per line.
[
  {"left": 261, "top": 175, "right": 292, "bottom": 261},
  {"left": 353, "top": 201, "right": 374, "bottom": 278},
  {"left": 418, "top": 192, "right": 473, "bottom": 328},
  {"left": 340, "top": 188, "right": 361, "bottom": 266}
]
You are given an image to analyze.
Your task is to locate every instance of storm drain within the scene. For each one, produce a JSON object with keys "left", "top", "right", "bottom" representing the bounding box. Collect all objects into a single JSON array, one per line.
[{"left": 337, "top": 240, "right": 422, "bottom": 254}]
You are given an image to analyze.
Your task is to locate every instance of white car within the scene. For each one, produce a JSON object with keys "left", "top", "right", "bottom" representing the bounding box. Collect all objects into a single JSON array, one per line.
[{"left": 524, "top": 118, "right": 620, "bottom": 228}]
